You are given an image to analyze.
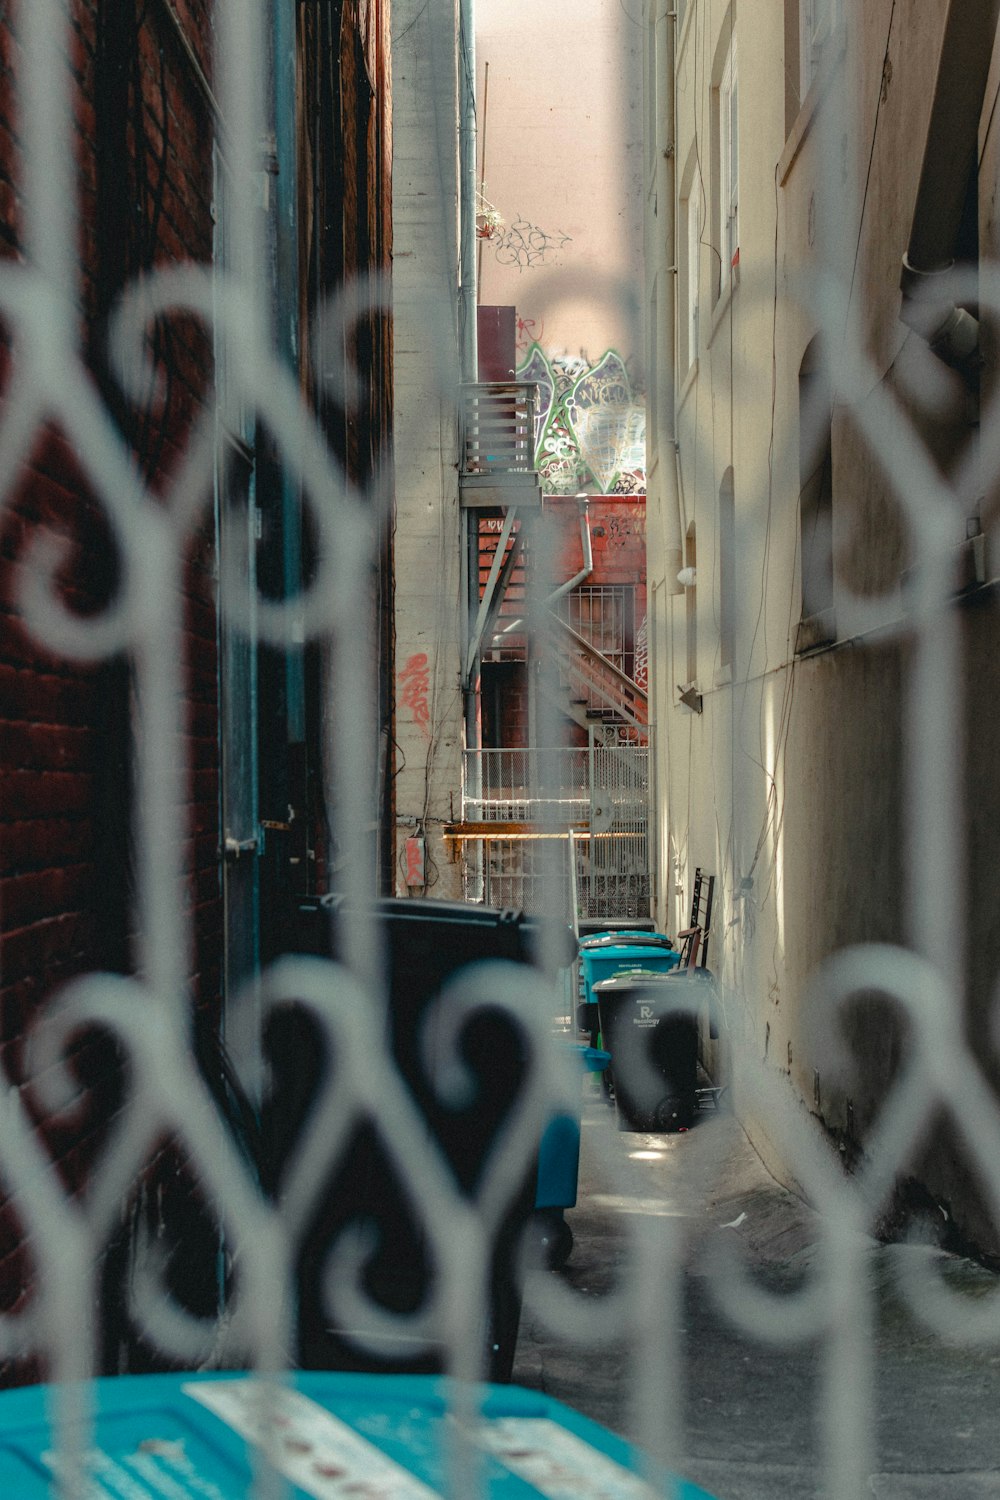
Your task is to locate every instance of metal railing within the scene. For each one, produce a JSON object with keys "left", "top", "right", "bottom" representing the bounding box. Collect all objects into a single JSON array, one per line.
[
  {"left": 8, "top": 2, "right": 1000, "bottom": 1497},
  {"left": 459, "top": 381, "right": 538, "bottom": 476},
  {"left": 550, "top": 614, "right": 649, "bottom": 733},
  {"left": 464, "top": 831, "right": 651, "bottom": 921},
  {"left": 462, "top": 746, "right": 649, "bottom": 825},
  {"left": 460, "top": 748, "right": 650, "bottom": 921}
]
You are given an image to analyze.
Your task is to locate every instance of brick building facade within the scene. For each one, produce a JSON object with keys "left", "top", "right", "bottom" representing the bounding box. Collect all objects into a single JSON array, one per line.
[
  {"left": 479, "top": 495, "right": 648, "bottom": 749},
  {"left": 0, "top": 0, "right": 392, "bottom": 1382}
]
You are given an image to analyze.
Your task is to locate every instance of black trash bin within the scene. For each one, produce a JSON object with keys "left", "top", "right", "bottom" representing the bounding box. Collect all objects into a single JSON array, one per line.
[
  {"left": 267, "top": 897, "right": 570, "bottom": 1382},
  {"left": 576, "top": 917, "right": 657, "bottom": 939},
  {"left": 594, "top": 971, "right": 700, "bottom": 1132}
]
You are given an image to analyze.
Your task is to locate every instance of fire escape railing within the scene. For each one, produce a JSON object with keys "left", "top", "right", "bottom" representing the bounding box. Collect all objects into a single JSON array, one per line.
[
  {"left": 460, "top": 381, "right": 538, "bottom": 473},
  {"left": 459, "top": 382, "right": 542, "bottom": 506},
  {"left": 549, "top": 613, "right": 649, "bottom": 734}
]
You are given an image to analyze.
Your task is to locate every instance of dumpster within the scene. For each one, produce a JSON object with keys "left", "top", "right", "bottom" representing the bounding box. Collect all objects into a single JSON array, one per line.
[
  {"left": 594, "top": 971, "right": 699, "bottom": 1132},
  {"left": 533, "top": 1045, "right": 610, "bottom": 1267},
  {"left": 282, "top": 897, "right": 574, "bottom": 1381},
  {"left": 0, "top": 1370, "right": 718, "bottom": 1498}
]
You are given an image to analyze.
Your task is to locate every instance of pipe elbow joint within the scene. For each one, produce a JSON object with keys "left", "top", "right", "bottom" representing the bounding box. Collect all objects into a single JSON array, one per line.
[{"left": 899, "top": 255, "right": 981, "bottom": 383}]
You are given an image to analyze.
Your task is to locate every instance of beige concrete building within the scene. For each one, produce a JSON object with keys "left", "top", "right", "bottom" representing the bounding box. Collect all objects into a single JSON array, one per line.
[
  {"left": 391, "top": 0, "right": 467, "bottom": 899},
  {"left": 476, "top": 0, "right": 643, "bottom": 371},
  {"left": 645, "top": 0, "right": 1000, "bottom": 1255}
]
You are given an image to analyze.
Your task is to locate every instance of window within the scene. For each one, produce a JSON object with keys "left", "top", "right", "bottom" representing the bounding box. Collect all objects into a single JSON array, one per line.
[
  {"left": 719, "top": 468, "right": 735, "bottom": 671},
  {"left": 796, "top": 338, "right": 835, "bottom": 648},
  {"left": 720, "top": 39, "right": 739, "bottom": 277},
  {"left": 681, "top": 173, "right": 702, "bottom": 369},
  {"left": 712, "top": 28, "right": 739, "bottom": 300},
  {"left": 786, "top": 0, "right": 840, "bottom": 130},
  {"left": 645, "top": 10, "right": 657, "bottom": 182}
]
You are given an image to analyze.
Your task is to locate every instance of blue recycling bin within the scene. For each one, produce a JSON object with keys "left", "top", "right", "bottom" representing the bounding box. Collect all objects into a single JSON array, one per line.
[
  {"left": 533, "top": 1045, "right": 610, "bottom": 1267},
  {"left": 0, "top": 1370, "right": 719, "bottom": 1497},
  {"left": 579, "top": 939, "right": 680, "bottom": 999}
]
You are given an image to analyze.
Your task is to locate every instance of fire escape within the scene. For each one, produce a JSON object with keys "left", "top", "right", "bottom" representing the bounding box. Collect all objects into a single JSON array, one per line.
[{"left": 450, "top": 381, "right": 651, "bottom": 920}]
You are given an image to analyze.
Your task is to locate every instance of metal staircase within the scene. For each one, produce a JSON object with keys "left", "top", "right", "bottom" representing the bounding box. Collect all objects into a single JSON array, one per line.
[{"left": 549, "top": 612, "right": 648, "bottom": 741}]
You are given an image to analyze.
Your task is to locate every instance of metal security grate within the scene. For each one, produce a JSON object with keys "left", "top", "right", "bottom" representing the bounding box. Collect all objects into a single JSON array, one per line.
[{"left": 6, "top": 1, "right": 1000, "bottom": 1498}]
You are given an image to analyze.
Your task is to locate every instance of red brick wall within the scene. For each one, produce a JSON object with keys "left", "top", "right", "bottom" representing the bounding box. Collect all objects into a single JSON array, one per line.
[
  {"left": 0, "top": 0, "right": 394, "bottom": 1380},
  {"left": 0, "top": 0, "right": 219, "bottom": 1381},
  {"left": 477, "top": 497, "right": 648, "bottom": 748}
]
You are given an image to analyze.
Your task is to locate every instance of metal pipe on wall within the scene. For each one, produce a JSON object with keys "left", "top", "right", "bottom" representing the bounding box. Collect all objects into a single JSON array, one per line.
[
  {"left": 899, "top": 0, "right": 1000, "bottom": 378},
  {"left": 459, "top": 0, "right": 481, "bottom": 754},
  {"left": 646, "top": 0, "right": 681, "bottom": 589}
]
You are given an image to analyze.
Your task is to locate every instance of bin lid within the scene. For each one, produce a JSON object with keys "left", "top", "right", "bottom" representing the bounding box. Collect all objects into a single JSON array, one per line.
[
  {"left": 593, "top": 969, "right": 686, "bottom": 991},
  {"left": 0, "top": 1372, "right": 718, "bottom": 1498},
  {"left": 581, "top": 944, "right": 674, "bottom": 963},
  {"left": 578, "top": 932, "right": 674, "bottom": 952},
  {"left": 576, "top": 917, "right": 656, "bottom": 936}
]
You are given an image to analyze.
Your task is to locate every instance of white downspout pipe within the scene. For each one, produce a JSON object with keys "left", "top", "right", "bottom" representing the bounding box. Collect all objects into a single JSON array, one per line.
[
  {"left": 899, "top": 0, "right": 1000, "bottom": 381},
  {"left": 648, "top": 0, "right": 681, "bottom": 591},
  {"left": 459, "top": 0, "right": 480, "bottom": 752}
]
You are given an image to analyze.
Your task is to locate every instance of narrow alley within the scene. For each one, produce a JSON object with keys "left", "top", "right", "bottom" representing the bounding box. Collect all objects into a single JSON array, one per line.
[
  {"left": 1, "top": 0, "right": 1000, "bottom": 1496},
  {"left": 517, "top": 1097, "right": 1000, "bottom": 1498}
]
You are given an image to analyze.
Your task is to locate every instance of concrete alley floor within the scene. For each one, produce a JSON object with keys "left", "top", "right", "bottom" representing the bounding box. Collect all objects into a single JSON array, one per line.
[{"left": 512, "top": 1093, "right": 1000, "bottom": 1499}]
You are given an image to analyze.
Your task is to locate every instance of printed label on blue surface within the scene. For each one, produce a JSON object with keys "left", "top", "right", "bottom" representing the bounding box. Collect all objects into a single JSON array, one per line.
[
  {"left": 44, "top": 1445, "right": 230, "bottom": 1499},
  {"left": 473, "top": 1418, "right": 659, "bottom": 1500},
  {"left": 184, "top": 1380, "right": 442, "bottom": 1499}
]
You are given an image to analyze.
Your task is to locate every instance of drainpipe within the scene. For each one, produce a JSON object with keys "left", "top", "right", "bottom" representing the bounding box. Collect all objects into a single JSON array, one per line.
[
  {"left": 272, "top": 1, "right": 305, "bottom": 740},
  {"left": 459, "top": 0, "right": 481, "bottom": 754},
  {"left": 644, "top": 0, "right": 681, "bottom": 591},
  {"left": 899, "top": 0, "right": 1000, "bottom": 381},
  {"left": 495, "top": 495, "right": 593, "bottom": 638},
  {"left": 546, "top": 495, "right": 594, "bottom": 606}
]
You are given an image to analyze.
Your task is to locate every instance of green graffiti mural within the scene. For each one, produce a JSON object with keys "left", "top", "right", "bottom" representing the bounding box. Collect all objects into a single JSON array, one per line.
[{"left": 516, "top": 343, "right": 646, "bottom": 495}]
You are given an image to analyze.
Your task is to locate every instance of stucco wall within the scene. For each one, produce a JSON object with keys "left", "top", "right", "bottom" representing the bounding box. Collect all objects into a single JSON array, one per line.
[
  {"left": 647, "top": 0, "right": 1000, "bottom": 1254},
  {"left": 391, "top": 0, "right": 466, "bottom": 899},
  {"left": 475, "top": 0, "right": 644, "bottom": 373}
]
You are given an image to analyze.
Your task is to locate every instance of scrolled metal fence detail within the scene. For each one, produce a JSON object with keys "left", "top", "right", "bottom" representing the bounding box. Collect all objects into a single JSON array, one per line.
[{"left": 3, "top": 1, "right": 1000, "bottom": 1498}]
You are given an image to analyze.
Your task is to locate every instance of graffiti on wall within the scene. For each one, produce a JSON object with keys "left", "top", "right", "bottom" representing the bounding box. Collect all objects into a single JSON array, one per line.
[
  {"left": 397, "top": 652, "right": 431, "bottom": 738},
  {"left": 517, "top": 343, "right": 646, "bottom": 495},
  {"left": 493, "top": 216, "right": 572, "bottom": 271},
  {"left": 634, "top": 613, "right": 648, "bottom": 692},
  {"left": 515, "top": 313, "right": 545, "bottom": 352}
]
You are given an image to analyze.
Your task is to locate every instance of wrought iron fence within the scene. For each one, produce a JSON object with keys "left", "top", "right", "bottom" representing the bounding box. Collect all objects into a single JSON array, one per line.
[{"left": 4, "top": 1, "right": 1000, "bottom": 1498}]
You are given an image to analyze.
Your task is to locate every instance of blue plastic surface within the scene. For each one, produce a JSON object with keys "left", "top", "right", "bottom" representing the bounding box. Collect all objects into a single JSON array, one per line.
[
  {"left": 535, "top": 1112, "right": 582, "bottom": 1208},
  {"left": 0, "top": 1371, "right": 718, "bottom": 1498},
  {"left": 580, "top": 944, "right": 681, "bottom": 1006},
  {"left": 578, "top": 931, "right": 675, "bottom": 951},
  {"left": 534, "top": 1046, "right": 610, "bottom": 1210}
]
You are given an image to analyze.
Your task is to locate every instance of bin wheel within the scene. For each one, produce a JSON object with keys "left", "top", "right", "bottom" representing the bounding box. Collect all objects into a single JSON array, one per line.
[
  {"left": 531, "top": 1211, "right": 574, "bottom": 1270},
  {"left": 655, "top": 1094, "right": 695, "bottom": 1132}
]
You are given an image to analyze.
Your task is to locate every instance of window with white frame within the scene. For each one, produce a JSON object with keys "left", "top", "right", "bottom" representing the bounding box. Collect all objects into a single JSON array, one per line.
[
  {"left": 682, "top": 174, "right": 702, "bottom": 369},
  {"left": 719, "top": 34, "right": 739, "bottom": 285}
]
